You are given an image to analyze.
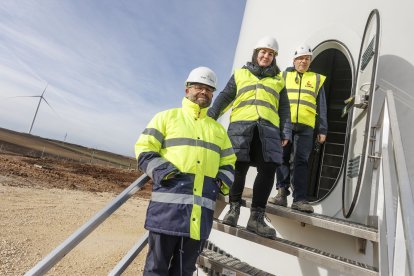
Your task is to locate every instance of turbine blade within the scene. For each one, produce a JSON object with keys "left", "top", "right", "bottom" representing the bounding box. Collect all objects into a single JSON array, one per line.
[
  {"left": 41, "top": 83, "right": 48, "bottom": 96},
  {"left": 42, "top": 97, "right": 59, "bottom": 117},
  {"left": 6, "top": 95, "right": 41, "bottom": 99}
]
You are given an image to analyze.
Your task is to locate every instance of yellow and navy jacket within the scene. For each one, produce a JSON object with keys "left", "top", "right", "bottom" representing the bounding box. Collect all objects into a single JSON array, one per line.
[
  {"left": 135, "top": 97, "right": 236, "bottom": 240},
  {"left": 282, "top": 68, "right": 328, "bottom": 134},
  {"left": 208, "top": 62, "right": 292, "bottom": 163}
]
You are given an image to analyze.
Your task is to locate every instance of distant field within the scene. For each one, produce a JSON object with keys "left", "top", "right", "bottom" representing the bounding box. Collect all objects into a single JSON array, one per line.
[{"left": 0, "top": 127, "right": 137, "bottom": 169}]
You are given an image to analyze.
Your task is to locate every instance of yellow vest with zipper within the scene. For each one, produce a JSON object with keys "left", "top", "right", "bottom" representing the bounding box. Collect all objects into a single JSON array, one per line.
[
  {"left": 231, "top": 68, "right": 285, "bottom": 128},
  {"left": 283, "top": 71, "right": 326, "bottom": 128}
]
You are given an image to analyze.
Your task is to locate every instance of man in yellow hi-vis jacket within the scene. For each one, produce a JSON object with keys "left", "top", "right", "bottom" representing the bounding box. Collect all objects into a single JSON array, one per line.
[
  {"left": 135, "top": 66, "right": 236, "bottom": 276},
  {"left": 269, "top": 44, "right": 327, "bottom": 213}
]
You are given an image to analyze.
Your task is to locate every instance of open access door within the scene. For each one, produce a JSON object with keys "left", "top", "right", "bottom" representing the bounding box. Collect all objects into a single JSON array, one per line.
[{"left": 342, "top": 9, "right": 381, "bottom": 218}]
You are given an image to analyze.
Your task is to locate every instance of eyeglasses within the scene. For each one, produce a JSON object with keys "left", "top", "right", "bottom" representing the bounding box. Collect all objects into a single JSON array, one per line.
[{"left": 189, "top": 84, "right": 215, "bottom": 93}]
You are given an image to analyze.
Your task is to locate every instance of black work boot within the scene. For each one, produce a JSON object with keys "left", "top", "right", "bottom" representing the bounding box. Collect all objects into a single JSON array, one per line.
[
  {"left": 246, "top": 207, "right": 276, "bottom": 239},
  {"left": 222, "top": 201, "right": 241, "bottom": 227},
  {"left": 268, "top": 188, "right": 290, "bottom": 207}
]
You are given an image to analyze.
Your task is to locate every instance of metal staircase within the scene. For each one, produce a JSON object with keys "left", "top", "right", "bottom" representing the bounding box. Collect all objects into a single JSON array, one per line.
[
  {"left": 210, "top": 221, "right": 377, "bottom": 276},
  {"left": 203, "top": 195, "right": 378, "bottom": 275}
]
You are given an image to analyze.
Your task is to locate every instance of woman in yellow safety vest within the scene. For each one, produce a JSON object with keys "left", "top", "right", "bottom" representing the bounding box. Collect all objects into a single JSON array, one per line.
[{"left": 208, "top": 36, "right": 292, "bottom": 239}]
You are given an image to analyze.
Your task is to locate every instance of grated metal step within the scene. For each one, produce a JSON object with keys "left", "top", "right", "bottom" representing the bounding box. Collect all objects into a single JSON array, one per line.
[
  {"left": 198, "top": 241, "right": 275, "bottom": 276},
  {"left": 212, "top": 220, "right": 378, "bottom": 276}
]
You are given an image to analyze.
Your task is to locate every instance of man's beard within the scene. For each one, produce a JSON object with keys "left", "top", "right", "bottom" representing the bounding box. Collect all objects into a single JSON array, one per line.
[{"left": 187, "top": 95, "right": 211, "bottom": 108}]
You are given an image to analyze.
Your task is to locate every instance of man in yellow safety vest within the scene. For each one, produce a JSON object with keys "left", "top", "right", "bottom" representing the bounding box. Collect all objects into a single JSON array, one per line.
[
  {"left": 269, "top": 44, "right": 327, "bottom": 213},
  {"left": 135, "top": 66, "right": 236, "bottom": 275}
]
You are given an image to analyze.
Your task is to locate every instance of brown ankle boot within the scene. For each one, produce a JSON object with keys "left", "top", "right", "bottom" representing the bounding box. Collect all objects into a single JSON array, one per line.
[{"left": 268, "top": 188, "right": 289, "bottom": 207}]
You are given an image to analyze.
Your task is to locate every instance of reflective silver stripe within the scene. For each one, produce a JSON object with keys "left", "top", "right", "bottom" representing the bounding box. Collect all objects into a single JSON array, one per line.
[
  {"left": 152, "top": 192, "right": 192, "bottom": 204},
  {"left": 282, "top": 71, "right": 288, "bottom": 80},
  {"left": 315, "top": 74, "right": 321, "bottom": 92},
  {"left": 294, "top": 100, "right": 316, "bottom": 110},
  {"left": 237, "top": 84, "right": 256, "bottom": 95},
  {"left": 237, "top": 84, "right": 279, "bottom": 100},
  {"left": 287, "top": 88, "right": 317, "bottom": 98},
  {"left": 146, "top": 157, "right": 169, "bottom": 179},
  {"left": 235, "top": 99, "right": 277, "bottom": 114},
  {"left": 221, "top": 147, "right": 234, "bottom": 157},
  {"left": 151, "top": 192, "right": 215, "bottom": 211},
  {"left": 194, "top": 195, "right": 215, "bottom": 211},
  {"left": 163, "top": 138, "right": 221, "bottom": 154},
  {"left": 142, "top": 128, "right": 164, "bottom": 144},
  {"left": 257, "top": 83, "right": 279, "bottom": 101},
  {"left": 219, "top": 169, "right": 234, "bottom": 183}
]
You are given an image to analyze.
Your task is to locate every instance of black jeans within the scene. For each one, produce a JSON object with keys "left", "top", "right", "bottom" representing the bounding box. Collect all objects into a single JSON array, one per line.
[{"left": 229, "top": 127, "right": 278, "bottom": 208}]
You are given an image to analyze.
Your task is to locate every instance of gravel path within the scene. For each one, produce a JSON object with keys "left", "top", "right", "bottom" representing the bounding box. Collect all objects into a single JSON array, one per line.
[{"left": 0, "top": 181, "right": 149, "bottom": 275}]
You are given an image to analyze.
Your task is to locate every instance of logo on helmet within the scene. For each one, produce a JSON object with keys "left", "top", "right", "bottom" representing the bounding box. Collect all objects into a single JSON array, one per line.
[{"left": 200, "top": 75, "right": 214, "bottom": 83}]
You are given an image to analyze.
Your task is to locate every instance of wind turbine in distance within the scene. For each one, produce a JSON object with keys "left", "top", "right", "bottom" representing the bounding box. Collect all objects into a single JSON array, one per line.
[
  {"left": 11, "top": 83, "right": 56, "bottom": 134},
  {"left": 28, "top": 83, "right": 56, "bottom": 134},
  {"left": 8, "top": 83, "right": 60, "bottom": 134}
]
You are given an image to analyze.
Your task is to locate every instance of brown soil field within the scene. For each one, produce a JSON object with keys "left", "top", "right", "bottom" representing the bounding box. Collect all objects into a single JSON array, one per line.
[{"left": 0, "top": 128, "right": 153, "bottom": 275}]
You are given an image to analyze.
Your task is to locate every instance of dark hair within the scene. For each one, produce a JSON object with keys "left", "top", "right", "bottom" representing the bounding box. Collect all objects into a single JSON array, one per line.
[{"left": 251, "top": 49, "right": 280, "bottom": 75}]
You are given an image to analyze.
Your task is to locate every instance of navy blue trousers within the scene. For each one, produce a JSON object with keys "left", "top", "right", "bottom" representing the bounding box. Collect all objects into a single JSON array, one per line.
[
  {"left": 143, "top": 231, "right": 205, "bottom": 276},
  {"left": 276, "top": 124, "right": 314, "bottom": 202}
]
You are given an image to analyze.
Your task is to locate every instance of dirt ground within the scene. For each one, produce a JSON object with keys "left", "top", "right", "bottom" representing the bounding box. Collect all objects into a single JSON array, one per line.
[{"left": 0, "top": 153, "right": 152, "bottom": 275}]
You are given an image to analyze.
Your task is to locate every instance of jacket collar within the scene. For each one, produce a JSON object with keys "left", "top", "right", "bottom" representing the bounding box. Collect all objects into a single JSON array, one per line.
[
  {"left": 182, "top": 97, "right": 208, "bottom": 119},
  {"left": 245, "top": 62, "right": 278, "bottom": 78}
]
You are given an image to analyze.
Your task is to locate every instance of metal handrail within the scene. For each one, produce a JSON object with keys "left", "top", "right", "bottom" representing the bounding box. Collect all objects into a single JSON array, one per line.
[
  {"left": 24, "top": 174, "right": 150, "bottom": 276},
  {"left": 108, "top": 231, "right": 149, "bottom": 276},
  {"left": 379, "top": 91, "right": 414, "bottom": 275}
]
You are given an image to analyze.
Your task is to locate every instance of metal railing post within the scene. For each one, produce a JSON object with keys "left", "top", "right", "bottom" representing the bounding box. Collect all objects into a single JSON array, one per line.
[{"left": 385, "top": 91, "right": 414, "bottom": 274}]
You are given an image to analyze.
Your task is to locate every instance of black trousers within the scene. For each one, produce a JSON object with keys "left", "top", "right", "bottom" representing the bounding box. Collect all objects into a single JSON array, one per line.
[
  {"left": 229, "top": 127, "right": 278, "bottom": 208},
  {"left": 143, "top": 231, "right": 205, "bottom": 276}
]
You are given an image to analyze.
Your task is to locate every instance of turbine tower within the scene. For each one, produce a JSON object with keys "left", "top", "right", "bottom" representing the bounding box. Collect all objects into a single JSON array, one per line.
[{"left": 27, "top": 83, "right": 56, "bottom": 134}]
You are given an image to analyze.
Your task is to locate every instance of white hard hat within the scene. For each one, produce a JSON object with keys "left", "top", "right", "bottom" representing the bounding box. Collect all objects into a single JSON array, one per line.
[
  {"left": 185, "top": 66, "right": 217, "bottom": 89},
  {"left": 293, "top": 44, "right": 313, "bottom": 59},
  {"left": 254, "top": 36, "right": 279, "bottom": 53}
]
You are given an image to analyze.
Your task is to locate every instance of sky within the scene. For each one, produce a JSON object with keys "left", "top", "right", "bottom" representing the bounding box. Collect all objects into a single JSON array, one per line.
[{"left": 0, "top": 0, "right": 246, "bottom": 157}]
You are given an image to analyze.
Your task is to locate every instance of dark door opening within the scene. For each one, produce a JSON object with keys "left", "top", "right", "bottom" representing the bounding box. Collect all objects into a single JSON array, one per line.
[{"left": 306, "top": 47, "right": 353, "bottom": 201}]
